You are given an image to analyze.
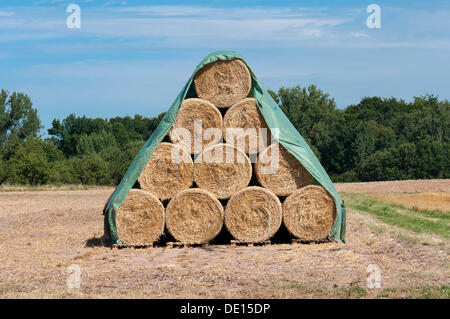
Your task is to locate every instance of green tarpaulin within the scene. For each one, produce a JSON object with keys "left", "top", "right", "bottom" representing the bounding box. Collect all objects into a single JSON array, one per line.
[{"left": 103, "top": 50, "right": 346, "bottom": 244}]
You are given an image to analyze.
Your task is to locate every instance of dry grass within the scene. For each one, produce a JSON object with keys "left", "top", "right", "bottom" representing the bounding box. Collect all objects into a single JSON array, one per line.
[
  {"left": 225, "top": 186, "right": 282, "bottom": 242},
  {"left": 194, "top": 59, "right": 251, "bottom": 109},
  {"left": 0, "top": 180, "right": 448, "bottom": 299},
  {"left": 115, "top": 189, "right": 165, "bottom": 244},
  {"left": 366, "top": 192, "right": 450, "bottom": 212},
  {"left": 283, "top": 185, "right": 336, "bottom": 240},
  {"left": 138, "top": 142, "right": 193, "bottom": 200},
  {"left": 335, "top": 179, "right": 450, "bottom": 194},
  {"left": 0, "top": 184, "right": 111, "bottom": 192},
  {"left": 344, "top": 194, "right": 449, "bottom": 239}
]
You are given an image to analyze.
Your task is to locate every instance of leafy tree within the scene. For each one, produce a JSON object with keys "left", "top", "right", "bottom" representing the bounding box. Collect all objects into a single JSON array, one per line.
[
  {"left": 67, "top": 153, "right": 110, "bottom": 185},
  {"left": 352, "top": 121, "right": 376, "bottom": 173},
  {"left": 0, "top": 89, "right": 41, "bottom": 159},
  {"left": 6, "top": 139, "right": 61, "bottom": 185},
  {"left": 100, "top": 140, "right": 145, "bottom": 184},
  {"left": 76, "top": 129, "right": 118, "bottom": 156}
]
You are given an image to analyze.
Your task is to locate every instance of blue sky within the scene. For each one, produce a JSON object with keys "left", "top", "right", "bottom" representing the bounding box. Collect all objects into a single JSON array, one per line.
[{"left": 1, "top": 0, "right": 449, "bottom": 132}]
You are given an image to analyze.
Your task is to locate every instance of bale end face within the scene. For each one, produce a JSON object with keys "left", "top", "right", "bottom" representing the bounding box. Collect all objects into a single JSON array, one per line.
[
  {"left": 223, "top": 98, "right": 270, "bottom": 154},
  {"left": 225, "top": 186, "right": 282, "bottom": 243},
  {"left": 194, "top": 59, "right": 252, "bottom": 108},
  {"left": 168, "top": 98, "right": 223, "bottom": 154},
  {"left": 282, "top": 185, "right": 336, "bottom": 241},
  {"left": 165, "top": 188, "right": 224, "bottom": 244},
  {"left": 194, "top": 143, "right": 252, "bottom": 199},
  {"left": 256, "top": 144, "right": 314, "bottom": 196},
  {"left": 115, "top": 189, "right": 165, "bottom": 244},
  {"left": 138, "top": 142, "right": 193, "bottom": 200}
]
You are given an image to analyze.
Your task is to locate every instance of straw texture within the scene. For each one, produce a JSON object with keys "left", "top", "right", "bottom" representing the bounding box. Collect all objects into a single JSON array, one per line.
[
  {"left": 138, "top": 142, "right": 193, "bottom": 200},
  {"left": 255, "top": 144, "right": 314, "bottom": 196},
  {"left": 194, "top": 143, "right": 252, "bottom": 199},
  {"left": 194, "top": 59, "right": 252, "bottom": 108},
  {"left": 115, "top": 189, "right": 165, "bottom": 244},
  {"left": 168, "top": 98, "right": 223, "bottom": 154},
  {"left": 165, "top": 188, "right": 224, "bottom": 244},
  {"left": 223, "top": 98, "right": 270, "bottom": 154},
  {"left": 283, "top": 185, "right": 336, "bottom": 240},
  {"left": 225, "top": 186, "right": 282, "bottom": 242}
]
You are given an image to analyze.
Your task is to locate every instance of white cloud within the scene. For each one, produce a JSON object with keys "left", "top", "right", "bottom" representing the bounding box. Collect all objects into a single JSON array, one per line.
[
  {"left": 0, "top": 5, "right": 349, "bottom": 44},
  {"left": 1, "top": 5, "right": 450, "bottom": 50}
]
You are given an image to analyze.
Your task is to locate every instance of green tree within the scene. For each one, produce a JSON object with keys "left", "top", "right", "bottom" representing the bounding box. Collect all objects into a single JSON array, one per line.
[
  {"left": 352, "top": 121, "right": 376, "bottom": 173},
  {"left": 76, "top": 129, "right": 118, "bottom": 155},
  {"left": 6, "top": 139, "right": 62, "bottom": 185},
  {"left": 67, "top": 153, "right": 110, "bottom": 185},
  {"left": 0, "top": 89, "right": 41, "bottom": 159}
]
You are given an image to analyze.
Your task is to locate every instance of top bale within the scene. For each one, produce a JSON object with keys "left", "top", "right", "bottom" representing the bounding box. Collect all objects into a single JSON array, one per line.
[{"left": 194, "top": 59, "right": 252, "bottom": 108}]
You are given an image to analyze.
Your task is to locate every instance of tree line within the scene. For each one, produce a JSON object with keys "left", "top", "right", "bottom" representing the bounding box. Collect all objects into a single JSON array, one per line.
[{"left": 0, "top": 86, "right": 448, "bottom": 186}]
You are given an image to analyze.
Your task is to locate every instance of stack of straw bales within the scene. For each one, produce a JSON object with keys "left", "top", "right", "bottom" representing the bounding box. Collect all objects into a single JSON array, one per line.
[{"left": 116, "top": 59, "right": 336, "bottom": 245}]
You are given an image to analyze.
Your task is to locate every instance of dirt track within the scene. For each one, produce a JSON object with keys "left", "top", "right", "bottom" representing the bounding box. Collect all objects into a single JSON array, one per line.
[{"left": 0, "top": 180, "right": 448, "bottom": 298}]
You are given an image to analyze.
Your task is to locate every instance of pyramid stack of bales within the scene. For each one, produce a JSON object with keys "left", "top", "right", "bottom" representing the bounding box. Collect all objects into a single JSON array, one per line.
[{"left": 115, "top": 59, "right": 336, "bottom": 245}]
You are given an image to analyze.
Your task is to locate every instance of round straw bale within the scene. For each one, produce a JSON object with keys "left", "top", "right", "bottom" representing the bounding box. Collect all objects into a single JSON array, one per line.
[
  {"left": 168, "top": 98, "right": 223, "bottom": 154},
  {"left": 255, "top": 144, "right": 314, "bottom": 196},
  {"left": 223, "top": 98, "right": 270, "bottom": 154},
  {"left": 138, "top": 142, "right": 193, "bottom": 200},
  {"left": 194, "top": 143, "right": 252, "bottom": 199},
  {"left": 115, "top": 189, "right": 165, "bottom": 244},
  {"left": 194, "top": 59, "right": 252, "bottom": 108},
  {"left": 225, "top": 186, "right": 282, "bottom": 242},
  {"left": 283, "top": 185, "right": 336, "bottom": 240},
  {"left": 165, "top": 189, "right": 224, "bottom": 244}
]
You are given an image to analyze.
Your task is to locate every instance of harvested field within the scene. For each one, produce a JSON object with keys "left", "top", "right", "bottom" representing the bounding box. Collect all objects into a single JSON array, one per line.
[
  {"left": 335, "top": 179, "right": 450, "bottom": 194},
  {"left": 366, "top": 192, "right": 450, "bottom": 212},
  {"left": 0, "top": 180, "right": 448, "bottom": 299}
]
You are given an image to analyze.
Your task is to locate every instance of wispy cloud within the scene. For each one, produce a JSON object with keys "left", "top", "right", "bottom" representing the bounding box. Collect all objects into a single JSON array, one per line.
[
  {"left": 0, "top": 11, "right": 14, "bottom": 16},
  {"left": 1, "top": 4, "right": 449, "bottom": 50},
  {"left": 0, "top": 5, "right": 350, "bottom": 44},
  {"left": 2, "top": 2, "right": 450, "bottom": 129}
]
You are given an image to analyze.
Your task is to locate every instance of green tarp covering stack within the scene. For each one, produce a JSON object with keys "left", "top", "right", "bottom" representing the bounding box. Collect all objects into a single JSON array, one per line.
[{"left": 103, "top": 50, "right": 346, "bottom": 245}]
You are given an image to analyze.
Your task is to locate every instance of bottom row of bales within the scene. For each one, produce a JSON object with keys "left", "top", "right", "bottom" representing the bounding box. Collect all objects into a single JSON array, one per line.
[{"left": 115, "top": 185, "right": 336, "bottom": 245}]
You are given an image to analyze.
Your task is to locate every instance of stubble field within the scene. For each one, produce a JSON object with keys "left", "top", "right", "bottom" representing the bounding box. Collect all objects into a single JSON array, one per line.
[{"left": 0, "top": 180, "right": 448, "bottom": 299}]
